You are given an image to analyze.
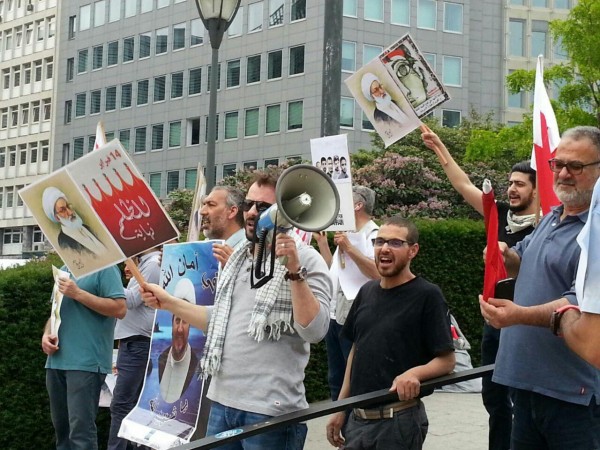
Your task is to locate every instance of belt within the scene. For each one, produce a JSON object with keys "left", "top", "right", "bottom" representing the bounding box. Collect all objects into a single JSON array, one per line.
[
  {"left": 353, "top": 399, "right": 419, "bottom": 420},
  {"left": 120, "top": 335, "right": 151, "bottom": 343}
]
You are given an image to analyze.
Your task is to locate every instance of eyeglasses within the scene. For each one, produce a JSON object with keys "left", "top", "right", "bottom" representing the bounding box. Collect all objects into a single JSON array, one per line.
[
  {"left": 373, "top": 238, "right": 411, "bottom": 249},
  {"left": 548, "top": 158, "right": 600, "bottom": 175},
  {"left": 242, "top": 199, "right": 272, "bottom": 214}
]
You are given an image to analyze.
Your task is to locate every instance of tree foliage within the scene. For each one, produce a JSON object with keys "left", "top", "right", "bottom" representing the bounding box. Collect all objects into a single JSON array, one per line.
[{"left": 164, "top": 188, "right": 194, "bottom": 239}]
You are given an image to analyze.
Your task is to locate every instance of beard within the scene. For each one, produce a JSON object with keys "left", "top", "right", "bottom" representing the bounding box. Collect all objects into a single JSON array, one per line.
[
  {"left": 554, "top": 182, "right": 593, "bottom": 209},
  {"left": 375, "top": 257, "right": 408, "bottom": 278},
  {"left": 58, "top": 213, "right": 84, "bottom": 230},
  {"left": 508, "top": 197, "right": 534, "bottom": 213},
  {"left": 374, "top": 92, "right": 393, "bottom": 107}
]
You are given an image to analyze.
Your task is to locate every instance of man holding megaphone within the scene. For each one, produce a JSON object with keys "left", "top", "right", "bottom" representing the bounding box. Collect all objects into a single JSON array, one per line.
[{"left": 142, "top": 169, "right": 334, "bottom": 449}]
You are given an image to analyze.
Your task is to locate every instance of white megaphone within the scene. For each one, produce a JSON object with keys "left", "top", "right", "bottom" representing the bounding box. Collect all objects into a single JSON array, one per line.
[{"left": 252, "top": 164, "right": 340, "bottom": 288}]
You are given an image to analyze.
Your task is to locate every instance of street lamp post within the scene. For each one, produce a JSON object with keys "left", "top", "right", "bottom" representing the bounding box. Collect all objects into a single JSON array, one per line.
[{"left": 194, "top": 0, "right": 241, "bottom": 191}]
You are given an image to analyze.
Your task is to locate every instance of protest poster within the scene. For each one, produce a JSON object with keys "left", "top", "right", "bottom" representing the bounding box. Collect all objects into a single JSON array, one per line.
[
  {"left": 345, "top": 33, "right": 450, "bottom": 148},
  {"left": 118, "top": 241, "right": 220, "bottom": 449},
  {"left": 19, "top": 140, "right": 180, "bottom": 278},
  {"left": 49, "top": 265, "right": 69, "bottom": 335},
  {"left": 310, "top": 134, "right": 356, "bottom": 232}
]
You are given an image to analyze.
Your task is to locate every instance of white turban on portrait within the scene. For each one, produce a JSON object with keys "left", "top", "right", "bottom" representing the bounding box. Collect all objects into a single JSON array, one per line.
[
  {"left": 361, "top": 72, "right": 379, "bottom": 102},
  {"left": 42, "top": 187, "right": 66, "bottom": 223},
  {"left": 173, "top": 278, "right": 196, "bottom": 304}
]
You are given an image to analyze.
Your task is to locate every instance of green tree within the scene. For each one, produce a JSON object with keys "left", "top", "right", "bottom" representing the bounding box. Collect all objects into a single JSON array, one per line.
[{"left": 164, "top": 188, "right": 194, "bottom": 238}]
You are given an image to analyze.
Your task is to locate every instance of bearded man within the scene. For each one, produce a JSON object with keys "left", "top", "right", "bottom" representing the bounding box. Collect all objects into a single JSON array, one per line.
[{"left": 361, "top": 72, "right": 409, "bottom": 125}]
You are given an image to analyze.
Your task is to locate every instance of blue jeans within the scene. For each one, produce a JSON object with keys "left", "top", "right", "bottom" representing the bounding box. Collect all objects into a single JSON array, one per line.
[
  {"left": 324, "top": 319, "right": 353, "bottom": 401},
  {"left": 344, "top": 400, "right": 428, "bottom": 450},
  {"left": 46, "top": 369, "right": 105, "bottom": 450},
  {"left": 512, "top": 388, "right": 600, "bottom": 450},
  {"left": 108, "top": 338, "right": 151, "bottom": 450},
  {"left": 206, "top": 402, "right": 307, "bottom": 450},
  {"left": 481, "top": 323, "right": 512, "bottom": 450}
]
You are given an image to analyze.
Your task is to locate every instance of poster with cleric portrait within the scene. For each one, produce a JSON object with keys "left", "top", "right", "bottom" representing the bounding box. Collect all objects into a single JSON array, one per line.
[
  {"left": 345, "top": 34, "right": 449, "bottom": 148},
  {"left": 118, "top": 241, "right": 220, "bottom": 450},
  {"left": 19, "top": 140, "right": 180, "bottom": 278}
]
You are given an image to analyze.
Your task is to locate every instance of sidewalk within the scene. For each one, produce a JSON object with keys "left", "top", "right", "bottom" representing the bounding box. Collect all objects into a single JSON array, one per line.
[{"left": 304, "top": 391, "right": 487, "bottom": 449}]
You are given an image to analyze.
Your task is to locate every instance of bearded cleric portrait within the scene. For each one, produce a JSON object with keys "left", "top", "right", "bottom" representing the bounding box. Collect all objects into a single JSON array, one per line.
[
  {"left": 361, "top": 72, "right": 410, "bottom": 126},
  {"left": 42, "top": 186, "right": 108, "bottom": 256}
]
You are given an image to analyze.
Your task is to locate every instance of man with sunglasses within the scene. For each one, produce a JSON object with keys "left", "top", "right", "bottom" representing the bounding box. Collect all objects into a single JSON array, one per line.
[
  {"left": 480, "top": 126, "right": 600, "bottom": 449},
  {"left": 421, "top": 125, "right": 537, "bottom": 450},
  {"left": 141, "top": 171, "right": 331, "bottom": 449},
  {"left": 326, "top": 216, "right": 455, "bottom": 450}
]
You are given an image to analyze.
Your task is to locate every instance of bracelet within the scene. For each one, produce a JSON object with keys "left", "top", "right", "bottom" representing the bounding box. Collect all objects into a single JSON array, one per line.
[{"left": 550, "top": 304, "right": 580, "bottom": 337}]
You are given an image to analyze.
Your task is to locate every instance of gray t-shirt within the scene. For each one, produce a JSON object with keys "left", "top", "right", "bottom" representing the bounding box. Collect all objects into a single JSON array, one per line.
[{"left": 207, "top": 244, "right": 331, "bottom": 416}]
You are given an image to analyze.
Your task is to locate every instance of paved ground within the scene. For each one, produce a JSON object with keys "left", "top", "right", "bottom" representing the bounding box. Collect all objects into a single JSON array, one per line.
[{"left": 304, "top": 391, "right": 488, "bottom": 449}]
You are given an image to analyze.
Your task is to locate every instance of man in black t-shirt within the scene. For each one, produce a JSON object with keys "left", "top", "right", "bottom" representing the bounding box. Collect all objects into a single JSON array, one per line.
[
  {"left": 326, "top": 216, "right": 455, "bottom": 450},
  {"left": 422, "top": 128, "right": 537, "bottom": 450}
]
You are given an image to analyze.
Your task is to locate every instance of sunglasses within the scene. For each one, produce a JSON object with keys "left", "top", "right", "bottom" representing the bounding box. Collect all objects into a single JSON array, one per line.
[
  {"left": 373, "top": 238, "right": 411, "bottom": 249},
  {"left": 242, "top": 199, "right": 272, "bottom": 214}
]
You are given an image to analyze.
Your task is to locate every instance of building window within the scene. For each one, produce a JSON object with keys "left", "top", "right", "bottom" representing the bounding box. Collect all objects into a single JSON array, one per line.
[
  {"left": 227, "top": 60, "right": 241, "bottom": 88},
  {"left": 340, "top": 97, "right": 354, "bottom": 128},
  {"left": 75, "top": 93, "right": 86, "bottom": 117},
  {"left": 343, "top": 0, "right": 357, "bottom": 17},
  {"left": 342, "top": 41, "right": 356, "bottom": 72},
  {"left": 362, "top": 111, "right": 374, "bottom": 130},
  {"left": 553, "top": 37, "right": 568, "bottom": 60},
  {"left": 139, "top": 32, "right": 151, "bottom": 58},
  {"left": 137, "top": 79, "right": 149, "bottom": 105},
  {"left": 64, "top": 101, "right": 72, "bottom": 124},
  {"left": 135, "top": 127, "right": 147, "bottom": 153},
  {"left": 125, "top": 0, "right": 136, "bottom": 17},
  {"left": 149, "top": 173, "right": 161, "bottom": 196},
  {"left": 391, "top": 0, "right": 409, "bottom": 25},
  {"left": 73, "top": 137, "right": 85, "bottom": 159},
  {"left": 30, "top": 144, "right": 38, "bottom": 164},
  {"left": 171, "top": 72, "right": 183, "bottom": 98},
  {"left": 290, "top": 0, "right": 305, "bottom": 21},
  {"left": 443, "top": 2, "right": 463, "bottom": 33},
  {"left": 532, "top": 0, "right": 547, "bottom": 7},
  {"left": 190, "top": 18, "right": 204, "bottom": 46},
  {"left": 173, "top": 22, "right": 186, "bottom": 50},
  {"left": 531, "top": 20, "right": 548, "bottom": 58},
  {"left": 289, "top": 45, "right": 304, "bottom": 75},
  {"left": 167, "top": 171, "right": 179, "bottom": 193},
  {"left": 156, "top": 27, "right": 168, "bottom": 55},
  {"left": 269, "top": 0, "right": 284, "bottom": 27},
  {"left": 107, "top": 41, "right": 119, "bottom": 66},
  {"left": 417, "top": 0, "right": 437, "bottom": 30},
  {"left": 32, "top": 102, "right": 41, "bottom": 123},
  {"left": 80, "top": 4, "right": 91, "bottom": 31},
  {"left": 510, "top": 0, "right": 524, "bottom": 4},
  {"left": 442, "top": 109, "right": 461, "bottom": 127},
  {"left": 363, "top": 44, "right": 382, "bottom": 64},
  {"left": 141, "top": 0, "right": 153, "bottom": 13},
  {"left": 66, "top": 58, "right": 74, "bottom": 82},
  {"left": 94, "top": 0, "right": 106, "bottom": 27},
  {"left": 121, "top": 83, "right": 132, "bottom": 108},
  {"left": 68, "top": 15, "right": 77, "bottom": 39},
  {"left": 423, "top": 52, "right": 436, "bottom": 69},
  {"left": 106, "top": 86, "right": 117, "bottom": 111},
  {"left": 245, "top": 108, "right": 259, "bottom": 137},
  {"left": 268, "top": 50, "right": 282, "bottom": 79},
  {"left": 223, "top": 163, "right": 237, "bottom": 178},
  {"left": 189, "top": 68, "right": 201, "bottom": 95},
  {"left": 110, "top": 0, "right": 121, "bottom": 22},
  {"left": 228, "top": 7, "right": 243, "bottom": 36},
  {"left": 249, "top": 1, "right": 263, "bottom": 32},
  {"left": 151, "top": 124, "right": 164, "bottom": 150},
  {"left": 442, "top": 56, "right": 462, "bottom": 86},
  {"left": 509, "top": 19, "right": 525, "bottom": 57},
  {"left": 185, "top": 169, "right": 197, "bottom": 189},
  {"left": 224, "top": 112, "right": 239, "bottom": 139},
  {"left": 35, "top": 61, "right": 43, "bottom": 82},
  {"left": 123, "top": 36, "right": 134, "bottom": 62},
  {"left": 92, "top": 45, "right": 103, "bottom": 70},
  {"left": 188, "top": 118, "right": 200, "bottom": 145},
  {"left": 247, "top": 55, "right": 261, "bottom": 84},
  {"left": 364, "top": 0, "right": 383, "bottom": 21},
  {"left": 154, "top": 76, "right": 166, "bottom": 102},
  {"left": 169, "top": 121, "right": 181, "bottom": 147},
  {"left": 78, "top": 49, "right": 88, "bottom": 74},
  {"left": 90, "top": 90, "right": 101, "bottom": 114},
  {"left": 119, "top": 129, "right": 130, "bottom": 150},
  {"left": 157, "top": 0, "right": 169, "bottom": 8},
  {"left": 287, "top": 101, "right": 303, "bottom": 130},
  {"left": 555, "top": 0, "right": 569, "bottom": 9}
]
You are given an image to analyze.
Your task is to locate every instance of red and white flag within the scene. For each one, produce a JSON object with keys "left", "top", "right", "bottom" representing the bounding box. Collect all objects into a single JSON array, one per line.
[
  {"left": 532, "top": 55, "right": 560, "bottom": 215},
  {"left": 94, "top": 121, "right": 107, "bottom": 151},
  {"left": 482, "top": 180, "right": 507, "bottom": 301}
]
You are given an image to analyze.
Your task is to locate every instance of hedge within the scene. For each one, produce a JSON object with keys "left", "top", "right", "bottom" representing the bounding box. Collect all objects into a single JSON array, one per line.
[{"left": 0, "top": 219, "right": 486, "bottom": 446}]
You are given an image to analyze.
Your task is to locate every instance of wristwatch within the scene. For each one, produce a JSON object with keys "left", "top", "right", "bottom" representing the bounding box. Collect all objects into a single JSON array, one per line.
[
  {"left": 285, "top": 266, "right": 308, "bottom": 282},
  {"left": 550, "top": 304, "right": 580, "bottom": 336}
]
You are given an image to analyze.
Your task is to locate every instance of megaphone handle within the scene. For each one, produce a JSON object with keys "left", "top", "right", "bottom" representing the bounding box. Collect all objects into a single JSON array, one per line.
[{"left": 339, "top": 249, "right": 346, "bottom": 269}]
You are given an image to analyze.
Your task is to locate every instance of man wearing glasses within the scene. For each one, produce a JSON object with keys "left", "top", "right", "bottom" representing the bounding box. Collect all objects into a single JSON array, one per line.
[
  {"left": 327, "top": 216, "right": 455, "bottom": 450},
  {"left": 142, "top": 171, "right": 332, "bottom": 449},
  {"left": 480, "top": 126, "right": 600, "bottom": 449}
]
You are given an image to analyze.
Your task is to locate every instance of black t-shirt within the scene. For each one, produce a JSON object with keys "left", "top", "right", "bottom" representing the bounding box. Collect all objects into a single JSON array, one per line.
[
  {"left": 342, "top": 277, "right": 454, "bottom": 398},
  {"left": 497, "top": 202, "right": 535, "bottom": 247}
]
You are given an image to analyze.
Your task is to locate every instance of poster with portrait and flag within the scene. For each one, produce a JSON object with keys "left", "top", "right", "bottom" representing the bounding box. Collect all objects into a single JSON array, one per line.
[
  {"left": 19, "top": 139, "right": 180, "bottom": 278},
  {"left": 345, "top": 33, "right": 450, "bottom": 148},
  {"left": 117, "top": 241, "right": 220, "bottom": 449}
]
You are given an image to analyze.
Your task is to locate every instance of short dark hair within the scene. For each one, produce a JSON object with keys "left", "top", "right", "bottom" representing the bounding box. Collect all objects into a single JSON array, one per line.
[
  {"left": 252, "top": 171, "right": 278, "bottom": 190},
  {"left": 381, "top": 216, "right": 419, "bottom": 244},
  {"left": 510, "top": 160, "right": 536, "bottom": 187}
]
